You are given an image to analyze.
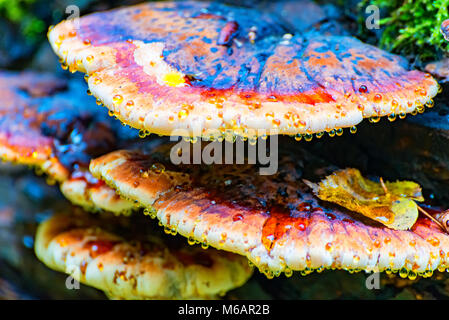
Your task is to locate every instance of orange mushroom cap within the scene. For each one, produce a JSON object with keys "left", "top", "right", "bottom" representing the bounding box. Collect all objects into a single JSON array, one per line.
[
  {"left": 90, "top": 141, "right": 449, "bottom": 277},
  {"left": 0, "top": 70, "right": 138, "bottom": 214},
  {"left": 48, "top": 1, "right": 439, "bottom": 139},
  {"left": 35, "top": 209, "right": 253, "bottom": 299}
]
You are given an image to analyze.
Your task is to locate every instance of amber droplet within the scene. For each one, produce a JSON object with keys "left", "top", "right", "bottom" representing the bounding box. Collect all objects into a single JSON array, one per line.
[
  {"left": 373, "top": 94, "right": 382, "bottom": 103},
  {"left": 374, "top": 240, "right": 381, "bottom": 248},
  {"left": 272, "top": 119, "right": 281, "bottom": 127},
  {"left": 304, "top": 133, "right": 313, "bottom": 142},
  {"left": 233, "top": 214, "right": 244, "bottom": 222},
  {"left": 83, "top": 39, "right": 91, "bottom": 45},
  {"left": 86, "top": 240, "right": 117, "bottom": 259},
  {"left": 427, "top": 237, "right": 440, "bottom": 247},
  {"left": 350, "top": 126, "right": 357, "bottom": 134},
  {"left": 388, "top": 113, "right": 396, "bottom": 122},
  {"left": 80, "top": 260, "right": 88, "bottom": 275},
  {"left": 399, "top": 267, "right": 408, "bottom": 278},
  {"left": 391, "top": 99, "right": 398, "bottom": 109},
  {"left": 262, "top": 212, "right": 307, "bottom": 252},
  {"left": 113, "top": 94, "right": 123, "bottom": 105},
  {"left": 178, "top": 109, "right": 189, "bottom": 120},
  {"left": 369, "top": 116, "right": 380, "bottom": 123},
  {"left": 93, "top": 77, "right": 101, "bottom": 84},
  {"left": 358, "top": 85, "right": 368, "bottom": 93},
  {"left": 126, "top": 100, "right": 134, "bottom": 108}
]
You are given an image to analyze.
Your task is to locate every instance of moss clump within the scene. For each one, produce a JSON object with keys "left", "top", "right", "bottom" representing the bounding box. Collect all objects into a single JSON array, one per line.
[
  {"left": 0, "top": 0, "right": 45, "bottom": 42},
  {"left": 358, "top": 0, "right": 449, "bottom": 61}
]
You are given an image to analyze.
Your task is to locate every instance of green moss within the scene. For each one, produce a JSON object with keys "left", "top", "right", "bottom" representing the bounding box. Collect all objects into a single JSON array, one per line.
[
  {"left": 358, "top": 0, "right": 449, "bottom": 61},
  {"left": 0, "top": 0, "right": 45, "bottom": 41}
]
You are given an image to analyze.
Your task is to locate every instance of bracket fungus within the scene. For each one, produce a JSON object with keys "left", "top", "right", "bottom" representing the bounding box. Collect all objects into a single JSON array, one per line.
[
  {"left": 89, "top": 141, "right": 449, "bottom": 279},
  {"left": 48, "top": 1, "right": 438, "bottom": 139},
  {"left": 35, "top": 210, "right": 252, "bottom": 299},
  {"left": 0, "top": 71, "right": 137, "bottom": 214},
  {"left": 4, "top": 0, "right": 448, "bottom": 299}
]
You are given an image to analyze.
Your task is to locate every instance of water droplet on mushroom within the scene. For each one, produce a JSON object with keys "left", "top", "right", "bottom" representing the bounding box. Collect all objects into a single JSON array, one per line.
[
  {"left": 113, "top": 94, "right": 123, "bottom": 106},
  {"left": 304, "top": 133, "right": 313, "bottom": 142},
  {"left": 388, "top": 113, "right": 396, "bottom": 122},
  {"left": 358, "top": 85, "right": 368, "bottom": 93}
]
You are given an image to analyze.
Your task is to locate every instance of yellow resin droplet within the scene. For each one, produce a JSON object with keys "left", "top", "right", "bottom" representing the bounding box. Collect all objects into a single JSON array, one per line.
[
  {"left": 187, "top": 236, "right": 196, "bottom": 246},
  {"left": 304, "top": 133, "right": 313, "bottom": 142},
  {"left": 388, "top": 113, "right": 396, "bottom": 122},
  {"left": 399, "top": 267, "right": 408, "bottom": 278},
  {"left": 178, "top": 109, "right": 189, "bottom": 120},
  {"left": 408, "top": 270, "right": 417, "bottom": 280},
  {"left": 113, "top": 94, "right": 123, "bottom": 106},
  {"left": 369, "top": 116, "right": 380, "bottom": 123}
]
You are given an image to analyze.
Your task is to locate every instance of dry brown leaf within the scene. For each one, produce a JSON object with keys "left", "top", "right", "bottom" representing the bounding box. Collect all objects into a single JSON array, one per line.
[{"left": 305, "top": 168, "right": 424, "bottom": 230}]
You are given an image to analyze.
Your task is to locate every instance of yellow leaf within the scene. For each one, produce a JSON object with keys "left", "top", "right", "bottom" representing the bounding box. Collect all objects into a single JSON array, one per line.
[{"left": 305, "top": 168, "right": 424, "bottom": 230}]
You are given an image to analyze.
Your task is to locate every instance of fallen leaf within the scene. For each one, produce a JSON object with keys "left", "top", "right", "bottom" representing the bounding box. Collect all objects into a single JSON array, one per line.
[{"left": 305, "top": 168, "right": 424, "bottom": 230}]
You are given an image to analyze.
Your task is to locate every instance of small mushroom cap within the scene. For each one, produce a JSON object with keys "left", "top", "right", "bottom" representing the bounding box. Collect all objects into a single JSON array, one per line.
[
  {"left": 49, "top": 1, "right": 438, "bottom": 138},
  {"left": 35, "top": 210, "right": 252, "bottom": 299},
  {"left": 0, "top": 71, "right": 137, "bottom": 214},
  {"left": 90, "top": 142, "right": 449, "bottom": 276}
]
